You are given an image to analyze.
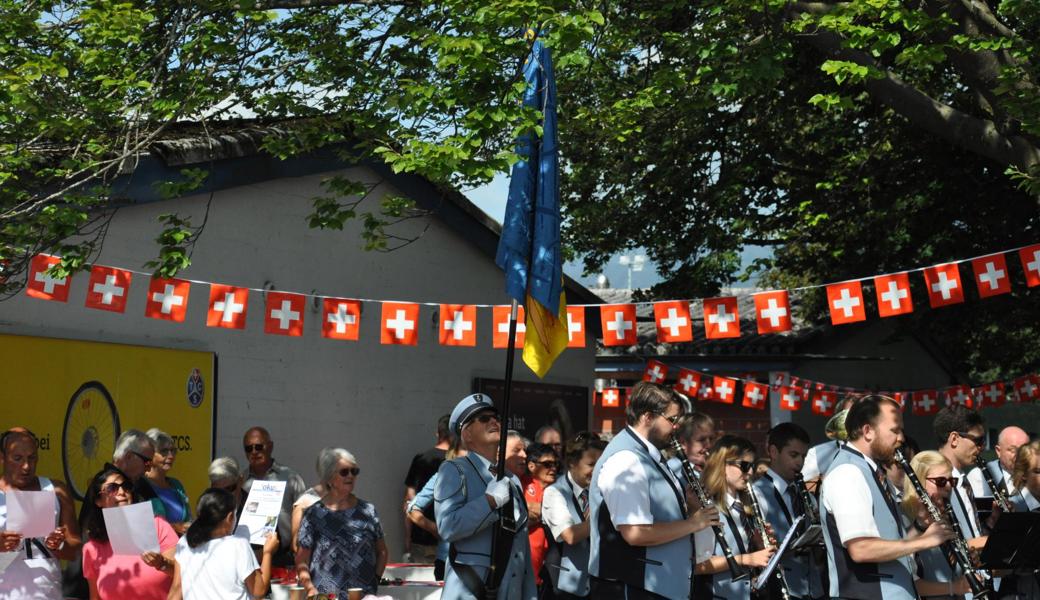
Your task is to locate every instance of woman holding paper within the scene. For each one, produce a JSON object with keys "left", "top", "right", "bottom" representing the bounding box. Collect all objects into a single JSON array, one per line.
[
  {"left": 81, "top": 465, "right": 178, "bottom": 600},
  {"left": 137, "top": 429, "right": 192, "bottom": 535}
]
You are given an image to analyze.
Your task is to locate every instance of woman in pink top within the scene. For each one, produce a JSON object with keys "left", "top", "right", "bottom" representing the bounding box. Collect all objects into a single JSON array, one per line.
[{"left": 81, "top": 465, "right": 178, "bottom": 600}]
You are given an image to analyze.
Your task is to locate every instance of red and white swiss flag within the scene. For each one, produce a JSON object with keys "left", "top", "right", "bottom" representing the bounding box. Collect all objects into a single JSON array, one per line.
[
  {"left": 265, "top": 292, "right": 306, "bottom": 337},
  {"left": 811, "top": 391, "right": 837, "bottom": 416},
  {"left": 975, "top": 382, "right": 1005, "bottom": 408},
  {"left": 26, "top": 254, "right": 71, "bottom": 302},
  {"left": 826, "top": 281, "right": 866, "bottom": 325},
  {"left": 971, "top": 254, "right": 1011, "bottom": 298},
  {"left": 674, "top": 369, "right": 702, "bottom": 396},
  {"left": 1013, "top": 375, "right": 1040, "bottom": 402},
  {"left": 566, "top": 306, "right": 586, "bottom": 348},
  {"left": 145, "top": 277, "right": 190, "bottom": 322},
  {"left": 912, "top": 390, "right": 939, "bottom": 415},
  {"left": 439, "top": 304, "right": 477, "bottom": 346},
  {"left": 206, "top": 284, "right": 249, "bottom": 329},
  {"left": 85, "top": 265, "right": 132, "bottom": 313},
  {"left": 493, "top": 305, "right": 526, "bottom": 348},
  {"left": 600, "top": 304, "right": 638, "bottom": 346},
  {"left": 381, "top": 302, "right": 419, "bottom": 345},
  {"left": 753, "top": 291, "right": 791, "bottom": 334},
  {"left": 643, "top": 359, "right": 668, "bottom": 383},
  {"left": 890, "top": 392, "right": 909, "bottom": 410},
  {"left": 703, "top": 297, "right": 740, "bottom": 339},
  {"left": 1019, "top": 245, "right": 1040, "bottom": 287},
  {"left": 713, "top": 376, "right": 737, "bottom": 404},
  {"left": 944, "top": 384, "right": 973, "bottom": 408},
  {"left": 778, "top": 386, "right": 804, "bottom": 411},
  {"left": 698, "top": 379, "right": 716, "bottom": 402},
  {"left": 923, "top": 264, "right": 964, "bottom": 308},
  {"left": 742, "top": 381, "right": 768, "bottom": 410},
  {"left": 601, "top": 388, "right": 621, "bottom": 408},
  {"left": 322, "top": 297, "right": 361, "bottom": 341},
  {"left": 653, "top": 301, "right": 693, "bottom": 342},
  {"left": 874, "top": 273, "right": 913, "bottom": 317}
]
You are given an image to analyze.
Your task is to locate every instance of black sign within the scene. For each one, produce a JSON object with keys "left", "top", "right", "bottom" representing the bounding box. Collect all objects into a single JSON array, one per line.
[{"left": 473, "top": 378, "right": 589, "bottom": 441}]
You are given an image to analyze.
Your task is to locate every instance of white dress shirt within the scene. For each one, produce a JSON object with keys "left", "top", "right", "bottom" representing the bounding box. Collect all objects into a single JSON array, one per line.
[
  {"left": 598, "top": 428, "right": 684, "bottom": 527},
  {"left": 542, "top": 472, "right": 586, "bottom": 541},
  {"left": 951, "top": 466, "right": 982, "bottom": 538},
  {"left": 966, "top": 462, "right": 1017, "bottom": 498},
  {"left": 820, "top": 453, "right": 881, "bottom": 543}
]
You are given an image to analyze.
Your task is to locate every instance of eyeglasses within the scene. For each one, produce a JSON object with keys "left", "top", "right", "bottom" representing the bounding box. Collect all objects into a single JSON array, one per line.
[
  {"left": 102, "top": 481, "right": 133, "bottom": 496},
  {"left": 339, "top": 467, "right": 361, "bottom": 477},
  {"left": 662, "top": 413, "right": 682, "bottom": 425},
  {"left": 473, "top": 413, "right": 500, "bottom": 424},
  {"left": 157, "top": 447, "right": 177, "bottom": 456},
  {"left": 244, "top": 443, "right": 267, "bottom": 453},
  {"left": 727, "top": 460, "right": 755, "bottom": 473},
  {"left": 956, "top": 432, "right": 986, "bottom": 447},
  {"left": 532, "top": 460, "right": 559, "bottom": 469},
  {"left": 131, "top": 450, "right": 154, "bottom": 464},
  {"left": 926, "top": 476, "right": 959, "bottom": 488},
  {"left": 216, "top": 483, "right": 239, "bottom": 493}
]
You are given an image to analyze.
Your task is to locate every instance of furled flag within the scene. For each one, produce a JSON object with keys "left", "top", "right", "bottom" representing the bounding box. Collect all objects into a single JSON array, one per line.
[
  {"left": 85, "top": 266, "right": 132, "bottom": 313},
  {"left": 26, "top": 254, "right": 71, "bottom": 302},
  {"left": 566, "top": 306, "right": 586, "bottom": 348},
  {"left": 643, "top": 360, "right": 668, "bottom": 383},
  {"left": 654, "top": 301, "right": 693, "bottom": 342},
  {"left": 494, "top": 40, "right": 567, "bottom": 378}
]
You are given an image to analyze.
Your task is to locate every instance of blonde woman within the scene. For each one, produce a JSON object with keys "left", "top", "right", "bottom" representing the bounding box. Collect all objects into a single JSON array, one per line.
[
  {"left": 1003, "top": 441, "right": 1040, "bottom": 599},
  {"left": 899, "top": 450, "right": 971, "bottom": 599},
  {"left": 694, "top": 435, "right": 774, "bottom": 600}
]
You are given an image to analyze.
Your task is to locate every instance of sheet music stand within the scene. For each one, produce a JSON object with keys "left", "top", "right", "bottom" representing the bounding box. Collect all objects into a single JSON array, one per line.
[{"left": 979, "top": 512, "right": 1040, "bottom": 570}]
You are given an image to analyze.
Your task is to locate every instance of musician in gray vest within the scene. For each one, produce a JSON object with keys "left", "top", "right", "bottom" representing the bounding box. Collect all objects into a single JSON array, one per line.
[
  {"left": 1001, "top": 440, "right": 1040, "bottom": 600},
  {"left": 540, "top": 433, "right": 606, "bottom": 600},
  {"left": 820, "top": 395, "right": 951, "bottom": 600},
  {"left": 752, "top": 422, "right": 825, "bottom": 600},
  {"left": 801, "top": 397, "right": 855, "bottom": 483},
  {"left": 967, "top": 426, "right": 1028, "bottom": 500},
  {"left": 435, "top": 394, "right": 536, "bottom": 600},
  {"left": 588, "top": 382, "right": 719, "bottom": 600},
  {"left": 934, "top": 406, "right": 991, "bottom": 548}
]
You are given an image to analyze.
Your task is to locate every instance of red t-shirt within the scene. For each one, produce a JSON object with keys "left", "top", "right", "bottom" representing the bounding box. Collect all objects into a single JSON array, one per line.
[
  {"left": 83, "top": 516, "right": 178, "bottom": 600},
  {"left": 523, "top": 475, "right": 549, "bottom": 585}
]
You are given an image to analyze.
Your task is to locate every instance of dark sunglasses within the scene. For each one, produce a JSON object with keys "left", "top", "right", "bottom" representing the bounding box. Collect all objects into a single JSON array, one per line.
[
  {"left": 473, "top": 412, "right": 500, "bottom": 424},
  {"left": 131, "top": 450, "right": 154, "bottom": 464},
  {"left": 663, "top": 414, "right": 682, "bottom": 425},
  {"left": 956, "top": 432, "right": 985, "bottom": 447},
  {"left": 216, "top": 483, "right": 239, "bottom": 493},
  {"left": 340, "top": 467, "right": 361, "bottom": 477},
  {"left": 244, "top": 443, "right": 267, "bottom": 453},
  {"left": 532, "top": 460, "right": 559, "bottom": 469},
  {"left": 926, "top": 476, "right": 959, "bottom": 488},
  {"left": 727, "top": 460, "right": 755, "bottom": 473},
  {"left": 102, "top": 481, "right": 133, "bottom": 495}
]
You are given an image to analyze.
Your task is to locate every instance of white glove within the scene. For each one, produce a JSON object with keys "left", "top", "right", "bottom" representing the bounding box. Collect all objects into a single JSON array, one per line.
[{"left": 485, "top": 478, "right": 512, "bottom": 508}]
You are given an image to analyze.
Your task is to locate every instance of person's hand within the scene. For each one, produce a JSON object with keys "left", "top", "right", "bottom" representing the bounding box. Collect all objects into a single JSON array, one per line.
[
  {"left": 685, "top": 488, "right": 704, "bottom": 512},
  {"left": 141, "top": 551, "right": 167, "bottom": 571},
  {"left": 262, "top": 532, "right": 280, "bottom": 555},
  {"left": 742, "top": 547, "right": 775, "bottom": 568},
  {"left": 43, "top": 526, "right": 66, "bottom": 551},
  {"left": 0, "top": 531, "right": 23, "bottom": 552},
  {"left": 688, "top": 505, "right": 720, "bottom": 533},
  {"left": 485, "top": 479, "right": 511, "bottom": 509},
  {"left": 920, "top": 520, "right": 953, "bottom": 549}
]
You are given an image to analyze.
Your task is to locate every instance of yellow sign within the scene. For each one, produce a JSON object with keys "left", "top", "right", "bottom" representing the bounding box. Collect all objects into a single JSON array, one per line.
[{"left": 0, "top": 333, "right": 215, "bottom": 507}]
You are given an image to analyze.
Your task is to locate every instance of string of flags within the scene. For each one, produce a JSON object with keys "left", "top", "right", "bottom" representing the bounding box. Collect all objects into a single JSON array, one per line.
[
  {"left": 594, "top": 360, "right": 1040, "bottom": 417},
  {"left": 21, "top": 241, "right": 1040, "bottom": 346}
]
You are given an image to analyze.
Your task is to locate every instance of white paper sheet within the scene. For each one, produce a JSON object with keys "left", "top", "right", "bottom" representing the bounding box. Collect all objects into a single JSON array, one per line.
[
  {"left": 103, "top": 503, "right": 159, "bottom": 556},
  {"left": 754, "top": 515, "right": 805, "bottom": 591},
  {"left": 6, "top": 490, "right": 56, "bottom": 538},
  {"left": 238, "top": 480, "right": 286, "bottom": 545}
]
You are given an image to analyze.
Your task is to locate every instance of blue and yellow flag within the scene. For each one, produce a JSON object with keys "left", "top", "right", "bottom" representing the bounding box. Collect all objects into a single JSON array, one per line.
[{"left": 494, "top": 40, "right": 567, "bottom": 378}]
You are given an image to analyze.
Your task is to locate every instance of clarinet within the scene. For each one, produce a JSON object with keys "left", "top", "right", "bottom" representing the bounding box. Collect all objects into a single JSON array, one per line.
[
  {"left": 974, "top": 455, "right": 1013, "bottom": 514},
  {"left": 894, "top": 448, "right": 991, "bottom": 600},
  {"left": 792, "top": 473, "right": 820, "bottom": 527},
  {"left": 669, "top": 436, "right": 749, "bottom": 581},
  {"left": 744, "top": 484, "right": 792, "bottom": 600}
]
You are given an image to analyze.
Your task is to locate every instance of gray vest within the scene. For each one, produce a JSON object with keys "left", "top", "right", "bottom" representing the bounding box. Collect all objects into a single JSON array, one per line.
[
  {"left": 752, "top": 475, "right": 824, "bottom": 599},
  {"left": 706, "top": 498, "right": 753, "bottom": 600},
  {"left": 589, "top": 427, "right": 692, "bottom": 600},
  {"left": 820, "top": 446, "right": 916, "bottom": 600},
  {"left": 542, "top": 475, "right": 590, "bottom": 596},
  {"left": 814, "top": 440, "right": 843, "bottom": 477}
]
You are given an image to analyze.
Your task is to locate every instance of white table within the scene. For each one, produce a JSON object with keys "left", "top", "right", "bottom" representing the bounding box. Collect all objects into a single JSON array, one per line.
[{"left": 376, "top": 583, "right": 442, "bottom": 600}]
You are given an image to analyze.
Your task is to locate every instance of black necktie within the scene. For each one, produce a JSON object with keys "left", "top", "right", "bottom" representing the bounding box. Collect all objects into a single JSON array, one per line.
[
  {"left": 788, "top": 485, "right": 807, "bottom": 534},
  {"left": 579, "top": 489, "right": 589, "bottom": 514},
  {"left": 961, "top": 477, "right": 980, "bottom": 535}
]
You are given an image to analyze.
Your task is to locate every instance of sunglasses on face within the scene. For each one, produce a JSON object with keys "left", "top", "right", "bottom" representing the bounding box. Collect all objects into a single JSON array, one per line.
[
  {"left": 473, "top": 412, "right": 500, "bottom": 425},
  {"left": 244, "top": 444, "right": 266, "bottom": 453},
  {"left": 339, "top": 467, "right": 361, "bottom": 477},
  {"left": 216, "top": 483, "right": 239, "bottom": 493},
  {"left": 662, "top": 414, "right": 682, "bottom": 425},
  {"left": 727, "top": 460, "right": 755, "bottom": 473},
  {"left": 926, "top": 476, "right": 959, "bottom": 488},
  {"left": 532, "top": 460, "right": 559, "bottom": 469},
  {"left": 131, "top": 450, "right": 154, "bottom": 464},
  {"left": 956, "top": 432, "right": 985, "bottom": 447},
  {"left": 157, "top": 447, "right": 177, "bottom": 456},
  {"left": 102, "top": 481, "right": 133, "bottom": 495}
]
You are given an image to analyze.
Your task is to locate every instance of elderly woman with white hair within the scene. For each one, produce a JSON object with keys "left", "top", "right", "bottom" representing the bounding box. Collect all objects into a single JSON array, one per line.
[
  {"left": 295, "top": 448, "right": 388, "bottom": 598},
  {"left": 207, "top": 457, "right": 246, "bottom": 520},
  {"left": 136, "top": 428, "right": 191, "bottom": 535}
]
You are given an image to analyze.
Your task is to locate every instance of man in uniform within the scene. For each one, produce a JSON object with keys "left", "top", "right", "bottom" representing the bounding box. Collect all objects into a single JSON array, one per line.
[{"left": 435, "top": 394, "right": 536, "bottom": 600}]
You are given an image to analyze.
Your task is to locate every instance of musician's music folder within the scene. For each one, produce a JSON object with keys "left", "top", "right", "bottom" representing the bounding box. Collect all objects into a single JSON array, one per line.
[
  {"left": 979, "top": 512, "right": 1040, "bottom": 570},
  {"left": 754, "top": 516, "right": 805, "bottom": 591}
]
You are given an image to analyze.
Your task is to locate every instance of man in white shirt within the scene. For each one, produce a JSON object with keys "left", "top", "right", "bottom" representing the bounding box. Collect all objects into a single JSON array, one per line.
[
  {"left": 934, "top": 405, "right": 990, "bottom": 544},
  {"left": 967, "top": 425, "right": 1028, "bottom": 499}
]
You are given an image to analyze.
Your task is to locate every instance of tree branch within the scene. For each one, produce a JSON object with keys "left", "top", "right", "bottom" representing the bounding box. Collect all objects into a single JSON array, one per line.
[{"left": 250, "top": 0, "right": 413, "bottom": 8}]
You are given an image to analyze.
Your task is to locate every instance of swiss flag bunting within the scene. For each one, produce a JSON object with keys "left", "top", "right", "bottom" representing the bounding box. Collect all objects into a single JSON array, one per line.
[
  {"left": 643, "top": 359, "right": 668, "bottom": 383},
  {"left": 826, "top": 281, "right": 866, "bottom": 325},
  {"left": 703, "top": 297, "right": 740, "bottom": 339},
  {"left": 874, "top": 273, "right": 913, "bottom": 317},
  {"left": 566, "top": 306, "right": 586, "bottom": 348},
  {"left": 1013, "top": 375, "right": 1040, "bottom": 402},
  {"left": 1019, "top": 245, "right": 1040, "bottom": 287},
  {"left": 811, "top": 390, "right": 837, "bottom": 416},
  {"left": 923, "top": 264, "right": 964, "bottom": 308},
  {"left": 971, "top": 254, "right": 1011, "bottom": 298},
  {"left": 779, "top": 386, "right": 804, "bottom": 411},
  {"left": 322, "top": 297, "right": 361, "bottom": 341},
  {"left": 26, "top": 254, "right": 71, "bottom": 302},
  {"left": 674, "top": 369, "right": 702, "bottom": 396},
  {"left": 753, "top": 291, "right": 791, "bottom": 334},
  {"left": 85, "top": 266, "right": 132, "bottom": 313},
  {"left": 653, "top": 301, "right": 693, "bottom": 342},
  {"left": 207, "top": 284, "right": 249, "bottom": 329},
  {"left": 976, "top": 382, "right": 1005, "bottom": 408},
  {"left": 601, "top": 388, "right": 621, "bottom": 407},
  {"left": 912, "top": 390, "right": 939, "bottom": 415},
  {"left": 493, "top": 305, "right": 526, "bottom": 348},
  {"left": 145, "top": 277, "right": 190, "bottom": 322},
  {"left": 944, "top": 384, "right": 973, "bottom": 408},
  {"left": 381, "top": 302, "right": 419, "bottom": 345},
  {"left": 742, "top": 381, "right": 768, "bottom": 410},
  {"left": 600, "top": 304, "right": 638, "bottom": 346},
  {"left": 439, "top": 304, "right": 477, "bottom": 346},
  {"left": 891, "top": 391, "right": 909, "bottom": 410},
  {"left": 264, "top": 291, "right": 306, "bottom": 336},
  {"left": 713, "top": 376, "right": 737, "bottom": 404}
]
